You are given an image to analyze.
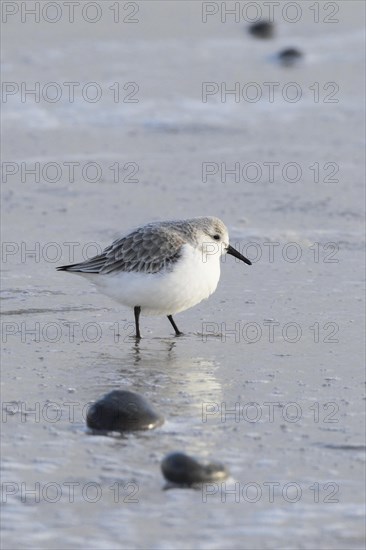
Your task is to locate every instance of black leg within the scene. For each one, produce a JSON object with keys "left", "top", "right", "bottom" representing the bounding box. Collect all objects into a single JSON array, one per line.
[
  {"left": 167, "top": 315, "right": 183, "bottom": 336},
  {"left": 134, "top": 306, "right": 141, "bottom": 339}
]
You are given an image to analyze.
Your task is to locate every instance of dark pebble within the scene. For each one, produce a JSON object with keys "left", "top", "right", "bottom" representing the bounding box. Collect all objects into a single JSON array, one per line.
[
  {"left": 248, "top": 20, "right": 275, "bottom": 39},
  {"left": 278, "top": 47, "right": 303, "bottom": 66},
  {"left": 161, "top": 452, "right": 229, "bottom": 486},
  {"left": 87, "top": 390, "right": 164, "bottom": 432}
]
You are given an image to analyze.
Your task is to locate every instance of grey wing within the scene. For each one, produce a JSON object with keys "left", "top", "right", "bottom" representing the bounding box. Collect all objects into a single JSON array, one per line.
[
  {"left": 102, "top": 226, "right": 185, "bottom": 274},
  {"left": 57, "top": 225, "right": 185, "bottom": 274}
]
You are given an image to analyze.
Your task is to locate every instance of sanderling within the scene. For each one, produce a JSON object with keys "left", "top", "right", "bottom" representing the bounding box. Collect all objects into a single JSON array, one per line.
[{"left": 57, "top": 217, "right": 252, "bottom": 339}]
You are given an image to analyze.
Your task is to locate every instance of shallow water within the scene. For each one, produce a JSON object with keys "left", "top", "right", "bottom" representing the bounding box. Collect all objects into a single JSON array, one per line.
[{"left": 1, "top": 1, "right": 365, "bottom": 549}]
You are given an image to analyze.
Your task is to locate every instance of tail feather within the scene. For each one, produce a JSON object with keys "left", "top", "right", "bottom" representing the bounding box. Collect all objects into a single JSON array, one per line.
[
  {"left": 57, "top": 255, "right": 106, "bottom": 273},
  {"left": 56, "top": 263, "right": 86, "bottom": 272}
]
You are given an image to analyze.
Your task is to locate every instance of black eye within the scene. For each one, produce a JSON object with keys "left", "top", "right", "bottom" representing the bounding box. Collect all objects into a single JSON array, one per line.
[{"left": 213, "top": 234, "right": 220, "bottom": 240}]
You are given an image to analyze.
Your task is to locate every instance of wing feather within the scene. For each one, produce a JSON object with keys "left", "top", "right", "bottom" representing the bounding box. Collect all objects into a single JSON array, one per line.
[{"left": 57, "top": 224, "right": 185, "bottom": 275}]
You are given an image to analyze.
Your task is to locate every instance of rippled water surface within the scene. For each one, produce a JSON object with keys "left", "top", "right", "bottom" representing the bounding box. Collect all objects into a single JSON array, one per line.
[{"left": 1, "top": 2, "right": 365, "bottom": 549}]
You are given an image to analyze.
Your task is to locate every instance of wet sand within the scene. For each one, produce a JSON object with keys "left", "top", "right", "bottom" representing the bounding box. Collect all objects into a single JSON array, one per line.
[{"left": 1, "top": 1, "right": 365, "bottom": 549}]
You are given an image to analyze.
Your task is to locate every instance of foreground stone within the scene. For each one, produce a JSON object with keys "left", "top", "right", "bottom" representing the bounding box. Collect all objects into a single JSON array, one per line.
[
  {"left": 161, "top": 452, "right": 229, "bottom": 485},
  {"left": 87, "top": 390, "right": 164, "bottom": 432}
]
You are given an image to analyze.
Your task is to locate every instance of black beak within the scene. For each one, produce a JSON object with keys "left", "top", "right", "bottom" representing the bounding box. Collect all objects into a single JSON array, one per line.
[{"left": 226, "top": 245, "right": 252, "bottom": 266}]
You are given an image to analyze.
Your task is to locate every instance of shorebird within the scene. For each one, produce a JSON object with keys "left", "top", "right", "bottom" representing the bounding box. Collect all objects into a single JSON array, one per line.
[{"left": 57, "top": 217, "right": 252, "bottom": 338}]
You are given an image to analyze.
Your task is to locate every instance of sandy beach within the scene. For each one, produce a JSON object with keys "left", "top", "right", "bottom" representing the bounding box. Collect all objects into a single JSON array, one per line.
[{"left": 1, "top": 1, "right": 365, "bottom": 548}]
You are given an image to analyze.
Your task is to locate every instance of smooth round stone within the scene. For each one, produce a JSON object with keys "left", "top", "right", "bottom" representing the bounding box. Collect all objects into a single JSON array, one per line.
[
  {"left": 248, "top": 20, "right": 275, "bottom": 39},
  {"left": 161, "top": 452, "right": 229, "bottom": 485},
  {"left": 278, "top": 47, "right": 303, "bottom": 66},
  {"left": 87, "top": 390, "right": 164, "bottom": 432}
]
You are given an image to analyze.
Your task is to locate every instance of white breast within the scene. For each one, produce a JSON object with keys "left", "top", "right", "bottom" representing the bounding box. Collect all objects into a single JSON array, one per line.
[{"left": 87, "top": 243, "right": 222, "bottom": 315}]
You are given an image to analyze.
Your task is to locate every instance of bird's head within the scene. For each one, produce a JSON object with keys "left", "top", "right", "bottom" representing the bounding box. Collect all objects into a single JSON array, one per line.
[{"left": 192, "top": 217, "right": 252, "bottom": 266}]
